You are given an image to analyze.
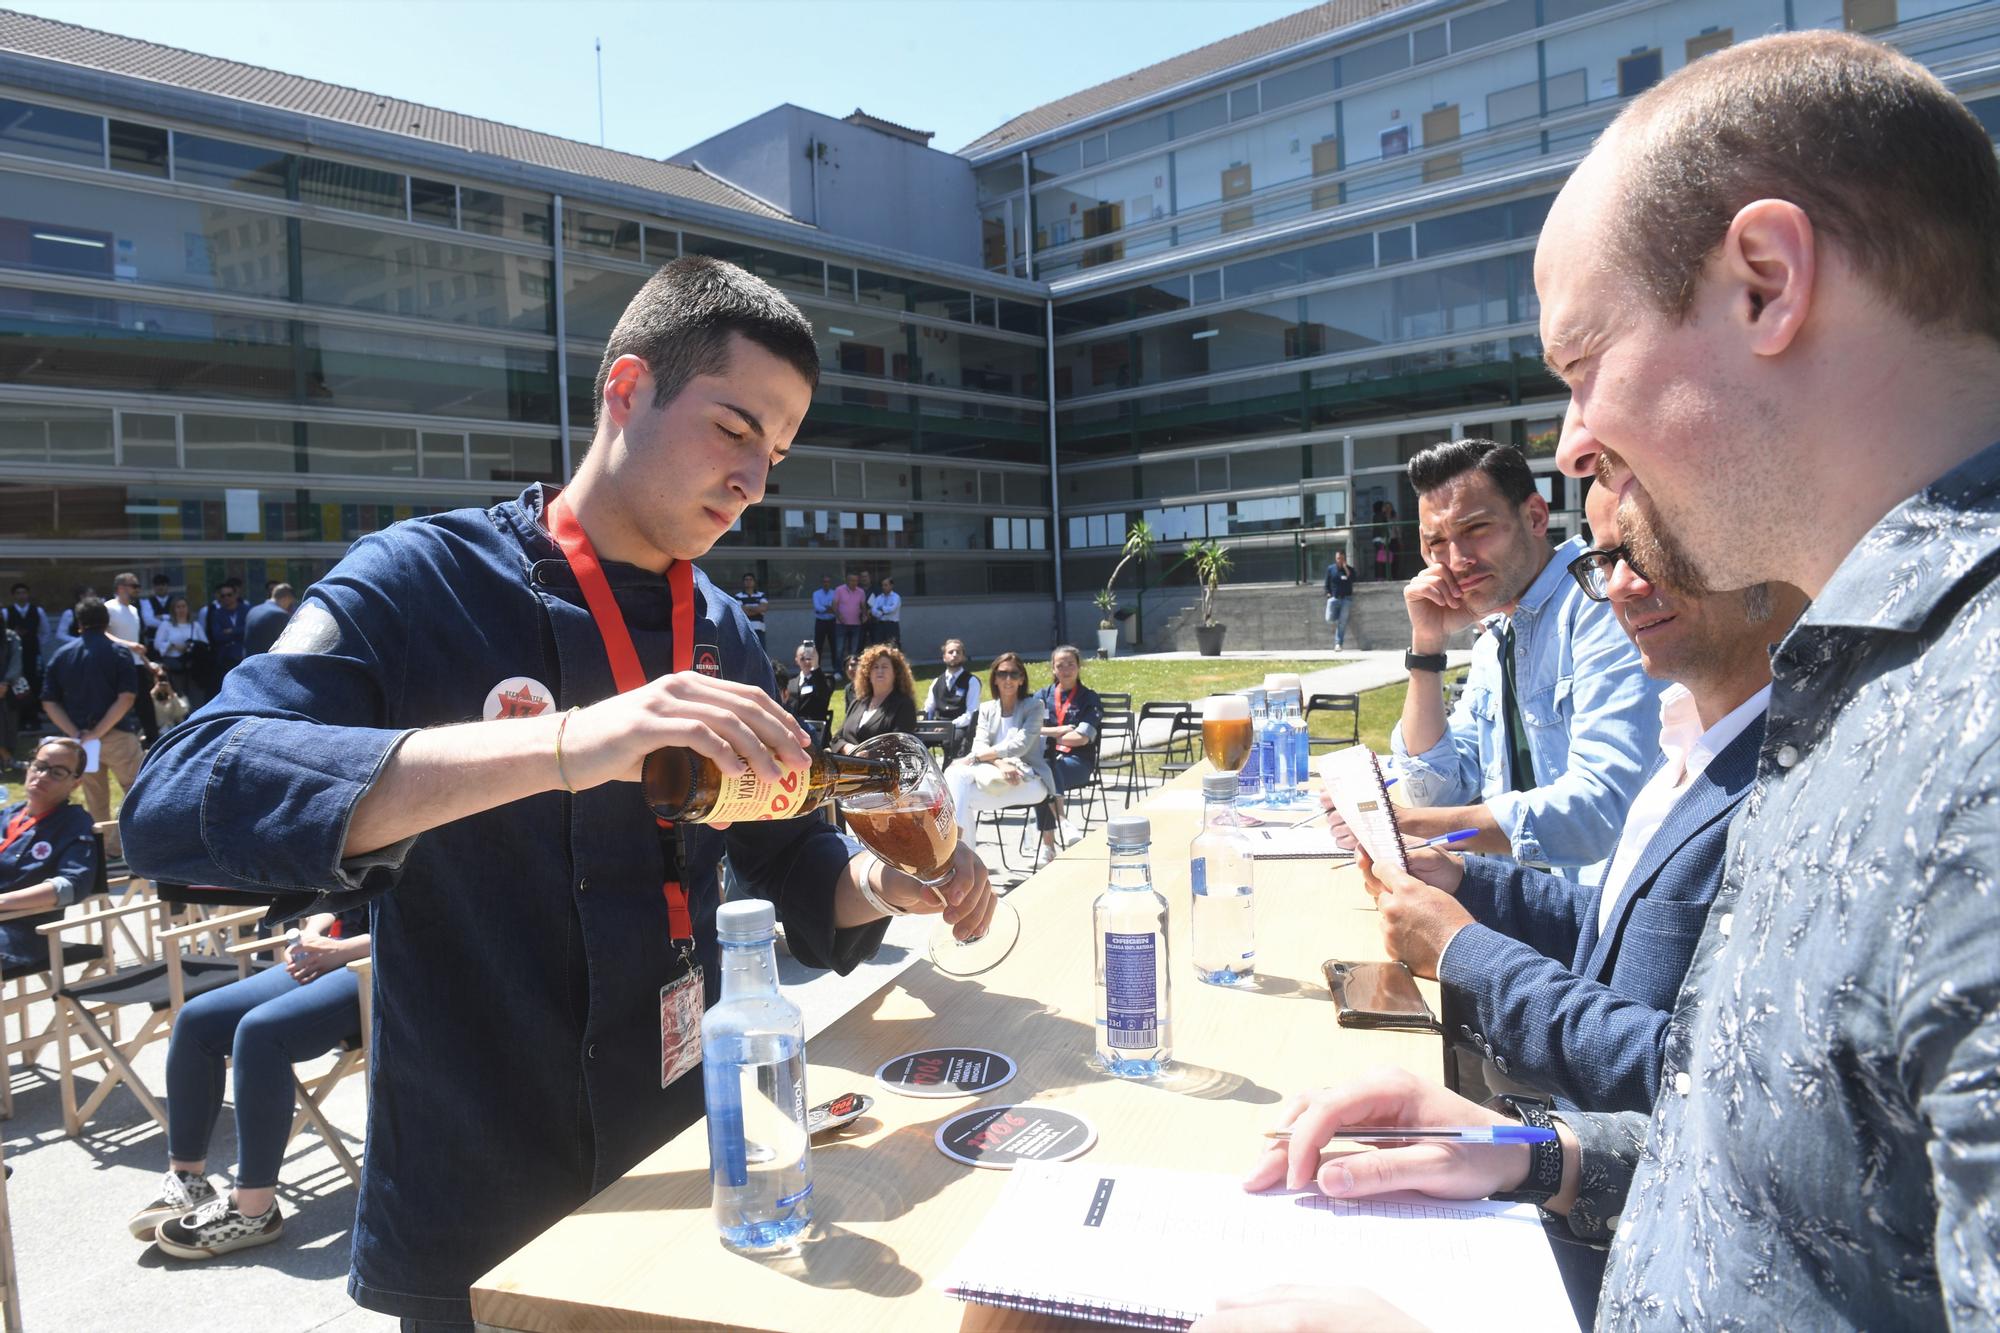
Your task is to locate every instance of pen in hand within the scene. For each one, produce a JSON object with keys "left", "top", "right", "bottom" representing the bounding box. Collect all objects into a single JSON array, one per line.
[
  {"left": 1408, "top": 828, "right": 1479, "bottom": 850},
  {"left": 1264, "top": 1125, "right": 1555, "bottom": 1145}
]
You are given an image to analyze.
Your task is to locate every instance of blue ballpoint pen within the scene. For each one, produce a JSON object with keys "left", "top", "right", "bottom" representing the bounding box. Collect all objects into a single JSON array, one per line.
[
  {"left": 1414, "top": 828, "right": 1479, "bottom": 849},
  {"left": 1264, "top": 1125, "right": 1556, "bottom": 1145}
]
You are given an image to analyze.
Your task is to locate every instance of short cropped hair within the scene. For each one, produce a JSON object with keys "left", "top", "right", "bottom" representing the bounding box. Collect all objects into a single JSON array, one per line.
[
  {"left": 592, "top": 257, "right": 821, "bottom": 427},
  {"left": 270, "top": 583, "right": 296, "bottom": 600},
  {"left": 1611, "top": 31, "right": 2000, "bottom": 344},
  {"left": 73, "top": 597, "right": 109, "bottom": 633},
  {"left": 1407, "top": 439, "right": 1536, "bottom": 507}
]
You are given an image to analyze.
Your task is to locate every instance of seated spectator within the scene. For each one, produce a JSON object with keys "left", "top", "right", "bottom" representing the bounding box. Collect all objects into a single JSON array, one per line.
[
  {"left": 128, "top": 907, "right": 372, "bottom": 1258},
  {"left": 784, "top": 642, "right": 834, "bottom": 730},
  {"left": 1031, "top": 644, "right": 1102, "bottom": 859},
  {"left": 841, "top": 654, "right": 862, "bottom": 714},
  {"left": 943, "top": 653, "right": 1056, "bottom": 843},
  {"left": 833, "top": 644, "right": 918, "bottom": 753},
  {"left": 0, "top": 736, "right": 98, "bottom": 969},
  {"left": 923, "top": 638, "right": 981, "bottom": 763}
]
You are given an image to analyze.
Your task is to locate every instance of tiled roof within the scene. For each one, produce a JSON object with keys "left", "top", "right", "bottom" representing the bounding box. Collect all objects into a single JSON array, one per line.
[
  {"left": 0, "top": 8, "right": 796, "bottom": 222},
  {"left": 841, "top": 109, "right": 934, "bottom": 146},
  {"left": 960, "top": 0, "right": 1424, "bottom": 156}
]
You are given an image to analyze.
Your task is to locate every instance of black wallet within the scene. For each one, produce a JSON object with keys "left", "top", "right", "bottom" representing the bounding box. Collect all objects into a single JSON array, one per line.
[{"left": 1324, "top": 960, "right": 1440, "bottom": 1031}]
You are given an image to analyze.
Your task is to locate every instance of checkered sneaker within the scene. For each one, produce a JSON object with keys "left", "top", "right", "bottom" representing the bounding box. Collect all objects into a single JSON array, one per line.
[
  {"left": 153, "top": 1195, "right": 284, "bottom": 1260},
  {"left": 126, "top": 1169, "right": 217, "bottom": 1241}
]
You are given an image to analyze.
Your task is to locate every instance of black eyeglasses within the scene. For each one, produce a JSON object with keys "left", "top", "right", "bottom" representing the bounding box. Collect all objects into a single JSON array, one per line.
[
  {"left": 1566, "top": 545, "right": 1648, "bottom": 602},
  {"left": 28, "top": 760, "right": 77, "bottom": 780}
]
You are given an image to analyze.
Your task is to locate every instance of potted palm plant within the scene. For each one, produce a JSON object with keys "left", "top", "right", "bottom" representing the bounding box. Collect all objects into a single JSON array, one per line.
[
  {"left": 1096, "top": 520, "right": 1153, "bottom": 658},
  {"left": 1190, "top": 539, "right": 1233, "bottom": 656}
]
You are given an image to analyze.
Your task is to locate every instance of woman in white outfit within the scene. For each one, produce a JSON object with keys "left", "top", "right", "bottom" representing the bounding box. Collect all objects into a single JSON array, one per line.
[{"left": 943, "top": 652, "right": 1055, "bottom": 841}]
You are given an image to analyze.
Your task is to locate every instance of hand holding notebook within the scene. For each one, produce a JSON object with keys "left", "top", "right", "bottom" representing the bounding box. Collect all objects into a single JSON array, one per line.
[{"left": 1314, "top": 746, "right": 1408, "bottom": 873}]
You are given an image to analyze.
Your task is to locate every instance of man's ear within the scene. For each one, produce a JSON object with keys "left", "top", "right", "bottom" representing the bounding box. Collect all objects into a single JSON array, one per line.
[
  {"left": 599, "top": 354, "right": 651, "bottom": 431},
  {"left": 1521, "top": 491, "right": 1550, "bottom": 537},
  {"left": 1721, "top": 199, "right": 1815, "bottom": 358}
]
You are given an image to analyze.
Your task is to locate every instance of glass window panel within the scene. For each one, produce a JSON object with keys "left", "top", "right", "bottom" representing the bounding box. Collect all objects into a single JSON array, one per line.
[
  {"left": 1229, "top": 86, "right": 1261, "bottom": 121},
  {"left": 1192, "top": 270, "right": 1222, "bottom": 305},
  {"left": 0, "top": 403, "right": 113, "bottom": 465},
  {"left": 1377, "top": 226, "right": 1413, "bottom": 265},
  {"left": 826, "top": 264, "right": 856, "bottom": 301},
  {"left": 1141, "top": 457, "right": 1198, "bottom": 496},
  {"left": 301, "top": 219, "right": 552, "bottom": 333},
  {"left": 1108, "top": 113, "right": 1170, "bottom": 159},
  {"left": 0, "top": 286, "right": 295, "bottom": 401},
  {"left": 1232, "top": 445, "right": 1301, "bottom": 487},
  {"left": 564, "top": 208, "right": 642, "bottom": 260},
  {"left": 183, "top": 415, "right": 295, "bottom": 472},
  {"left": 421, "top": 431, "right": 467, "bottom": 479},
  {"left": 460, "top": 187, "right": 551, "bottom": 243},
  {"left": 1003, "top": 471, "right": 1044, "bottom": 508},
  {"left": 1413, "top": 23, "right": 1449, "bottom": 63},
  {"left": 918, "top": 327, "right": 1042, "bottom": 397},
  {"left": 980, "top": 471, "right": 1003, "bottom": 506},
  {"left": 1452, "top": 0, "right": 1536, "bottom": 50},
  {"left": 768, "top": 453, "right": 832, "bottom": 497},
  {"left": 1197, "top": 455, "right": 1229, "bottom": 490},
  {"left": 818, "top": 309, "right": 909, "bottom": 382},
  {"left": 1342, "top": 33, "right": 1410, "bottom": 85},
  {"left": 410, "top": 178, "right": 458, "bottom": 228},
  {"left": 833, "top": 459, "right": 865, "bottom": 500},
  {"left": 1131, "top": 373, "right": 1303, "bottom": 451},
  {"left": 563, "top": 262, "right": 647, "bottom": 343},
  {"left": 0, "top": 97, "right": 102, "bottom": 167},
  {"left": 303, "top": 324, "right": 557, "bottom": 422},
  {"left": 467, "top": 432, "right": 561, "bottom": 483},
  {"left": 1543, "top": 0, "right": 1623, "bottom": 21},
  {"left": 120, "top": 412, "right": 178, "bottom": 468},
  {"left": 108, "top": 120, "right": 169, "bottom": 178},
  {"left": 299, "top": 158, "right": 405, "bottom": 219},
  {"left": 1029, "top": 141, "right": 1080, "bottom": 183},
  {"left": 1079, "top": 135, "right": 1107, "bottom": 168},
  {"left": 567, "top": 352, "right": 599, "bottom": 430},
  {"left": 975, "top": 161, "right": 1024, "bottom": 204},
  {"left": 304, "top": 420, "right": 418, "bottom": 477},
  {"left": 1225, "top": 250, "right": 1301, "bottom": 298},
  {"left": 1053, "top": 290, "right": 1132, "bottom": 336},
  {"left": 865, "top": 459, "right": 912, "bottom": 501},
  {"left": 643, "top": 225, "right": 678, "bottom": 265},
  {"left": 174, "top": 133, "right": 293, "bottom": 198},
  {"left": 1172, "top": 95, "right": 1227, "bottom": 139},
  {"left": 681, "top": 233, "right": 823, "bottom": 297},
  {"left": 1415, "top": 201, "right": 1511, "bottom": 256},
  {"left": 1300, "top": 233, "right": 1375, "bottom": 283},
  {"left": 1262, "top": 58, "right": 1336, "bottom": 111}
]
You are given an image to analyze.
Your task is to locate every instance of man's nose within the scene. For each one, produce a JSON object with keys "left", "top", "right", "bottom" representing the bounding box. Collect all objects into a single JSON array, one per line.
[
  {"left": 1553, "top": 398, "right": 1600, "bottom": 479},
  {"left": 1605, "top": 554, "right": 1654, "bottom": 602}
]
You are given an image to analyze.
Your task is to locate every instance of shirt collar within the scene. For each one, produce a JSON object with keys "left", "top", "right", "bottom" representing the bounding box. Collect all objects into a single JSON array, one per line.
[
  {"left": 1805, "top": 438, "right": 2000, "bottom": 633},
  {"left": 1513, "top": 534, "right": 1588, "bottom": 619}
]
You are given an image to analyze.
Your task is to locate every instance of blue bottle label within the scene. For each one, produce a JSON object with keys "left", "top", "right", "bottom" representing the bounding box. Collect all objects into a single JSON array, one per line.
[
  {"left": 1190, "top": 857, "right": 1208, "bottom": 896},
  {"left": 1103, "top": 932, "right": 1159, "bottom": 1048}
]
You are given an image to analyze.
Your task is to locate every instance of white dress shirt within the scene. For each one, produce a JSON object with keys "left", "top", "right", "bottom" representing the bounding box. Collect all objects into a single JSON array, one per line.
[{"left": 1596, "top": 682, "right": 1771, "bottom": 935}]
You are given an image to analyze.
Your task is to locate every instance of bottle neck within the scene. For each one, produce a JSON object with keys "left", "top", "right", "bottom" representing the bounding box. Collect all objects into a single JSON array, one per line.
[
  {"left": 1201, "top": 796, "right": 1236, "bottom": 827},
  {"left": 717, "top": 935, "right": 780, "bottom": 1000},
  {"left": 826, "top": 752, "right": 899, "bottom": 796},
  {"left": 1106, "top": 845, "right": 1154, "bottom": 890}
]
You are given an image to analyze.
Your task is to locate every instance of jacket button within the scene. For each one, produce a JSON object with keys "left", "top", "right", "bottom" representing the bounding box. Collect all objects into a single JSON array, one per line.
[
  {"left": 1673, "top": 1070, "right": 1691, "bottom": 1095},
  {"left": 1495, "top": 1056, "right": 1510, "bottom": 1074},
  {"left": 1717, "top": 913, "right": 1732, "bottom": 937},
  {"left": 1775, "top": 744, "right": 1800, "bottom": 768},
  {"left": 577, "top": 876, "right": 589, "bottom": 894},
  {"left": 587, "top": 1043, "right": 597, "bottom": 1061}
]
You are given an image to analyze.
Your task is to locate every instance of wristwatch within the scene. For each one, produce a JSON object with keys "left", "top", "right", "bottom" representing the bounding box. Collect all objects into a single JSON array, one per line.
[
  {"left": 1404, "top": 650, "right": 1449, "bottom": 674},
  {"left": 1484, "top": 1093, "right": 1564, "bottom": 1208}
]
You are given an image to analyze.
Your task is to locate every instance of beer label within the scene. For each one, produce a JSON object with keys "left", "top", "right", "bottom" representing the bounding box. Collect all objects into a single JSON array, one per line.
[{"left": 702, "top": 761, "right": 814, "bottom": 822}]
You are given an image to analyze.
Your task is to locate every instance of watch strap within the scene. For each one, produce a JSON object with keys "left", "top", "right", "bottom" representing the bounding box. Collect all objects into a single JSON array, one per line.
[
  {"left": 1404, "top": 650, "right": 1449, "bottom": 674},
  {"left": 1485, "top": 1094, "right": 1563, "bottom": 1208}
]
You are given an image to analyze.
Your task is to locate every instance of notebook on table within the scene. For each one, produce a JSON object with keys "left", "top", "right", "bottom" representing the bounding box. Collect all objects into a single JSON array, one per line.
[
  {"left": 941, "top": 1162, "right": 1575, "bottom": 1331},
  {"left": 1314, "top": 745, "right": 1407, "bottom": 872}
]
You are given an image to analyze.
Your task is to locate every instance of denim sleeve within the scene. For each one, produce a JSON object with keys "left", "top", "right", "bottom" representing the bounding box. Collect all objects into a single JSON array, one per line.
[
  {"left": 1073, "top": 688, "right": 1103, "bottom": 744},
  {"left": 44, "top": 808, "right": 97, "bottom": 907},
  {"left": 1390, "top": 655, "right": 1491, "bottom": 808},
  {"left": 1896, "top": 741, "right": 2000, "bottom": 1325},
  {"left": 1549, "top": 1109, "right": 1648, "bottom": 1241},
  {"left": 1486, "top": 603, "right": 1661, "bottom": 867},
  {"left": 120, "top": 530, "right": 422, "bottom": 906}
]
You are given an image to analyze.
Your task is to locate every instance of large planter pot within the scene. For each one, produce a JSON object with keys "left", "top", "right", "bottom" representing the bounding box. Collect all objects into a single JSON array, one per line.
[
  {"left": 1096, "top": 626, "right": 1119, "bottom": 659},
  {"left": 1195, "top": 623, "right": 1227, "bottom": 656}
]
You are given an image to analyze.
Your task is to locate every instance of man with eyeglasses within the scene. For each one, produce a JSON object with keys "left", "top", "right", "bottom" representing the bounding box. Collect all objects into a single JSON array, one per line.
[
  {"left": 199, "top": 580, "right": 250, "bottom": 698},
  {"left": 1389, "top": 439, "right": 1662, "bottom": 884},
  {"left": 0, "top": 736, "right": 98, "bottom": 970}
]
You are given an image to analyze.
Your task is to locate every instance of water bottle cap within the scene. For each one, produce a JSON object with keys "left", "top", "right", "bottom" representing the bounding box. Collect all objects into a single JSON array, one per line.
[
  {"left": 1202, "top": 773, "right": 1239, "bottom": 800},
  {"left": 1244, "top": 687, "right": 1267, "bottom": 707},
  {"left": 715, "top": 898, "right": 777, "bottom": 941},
  {"left": 1107, "top": 816, "right": 1151, "bottom": 848}
]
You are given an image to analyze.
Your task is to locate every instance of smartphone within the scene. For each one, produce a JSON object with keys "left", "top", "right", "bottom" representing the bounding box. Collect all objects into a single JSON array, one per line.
[{"left": 1323, "top": 960, "right": 1439, "bottom": 1031}]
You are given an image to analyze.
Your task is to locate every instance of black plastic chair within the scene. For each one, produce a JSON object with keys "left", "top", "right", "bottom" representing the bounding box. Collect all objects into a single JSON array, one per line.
[{"left": 1305, "top": 693, "right": 1362, "bottom": 751}]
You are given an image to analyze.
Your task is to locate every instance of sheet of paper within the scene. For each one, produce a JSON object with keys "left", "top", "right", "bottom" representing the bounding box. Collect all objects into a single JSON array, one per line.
[
  {"left": 1315, "top": 745, "right": 1406, "bottom": 872},
  {"left": 943, "top": 1162, "right": 1575, "bottom": 1332},
  {"left": 1239, "top": 824, "right": 1350, "bottom": 859},
  {"left": 82, "top": 738, "right": 101, "bottom": 773}
]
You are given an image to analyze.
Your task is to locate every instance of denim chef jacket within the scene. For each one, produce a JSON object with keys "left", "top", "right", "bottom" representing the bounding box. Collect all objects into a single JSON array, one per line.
[
  {"left": 1391, "top": 535, "right": 1665, "bottom": 883},
  {"left": 121, "top": 485, "right": 887, "bottom": 1323}
]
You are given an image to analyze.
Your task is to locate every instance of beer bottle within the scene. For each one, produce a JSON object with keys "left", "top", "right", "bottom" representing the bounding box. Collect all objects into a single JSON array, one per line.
[{"left": 644, "top": 745, "right": 899, "bottom": 823}]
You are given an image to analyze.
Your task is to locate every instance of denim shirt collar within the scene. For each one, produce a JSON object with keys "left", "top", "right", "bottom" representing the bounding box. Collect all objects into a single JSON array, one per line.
[
  {"left": 1804, "top": 438, "right": 2000, "bottom": 633},
  {"left": 1490, "top": 533, "right": 1589, "bottom": 630}
]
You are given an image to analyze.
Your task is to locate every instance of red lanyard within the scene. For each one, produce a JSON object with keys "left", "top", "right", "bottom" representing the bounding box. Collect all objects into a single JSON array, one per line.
[
  {"left": 1053, "top": 686, "right": 1076, "bottom": 728},
  {"left": 1, "top": 807, "right": 48, "bottom": 858},
  {"left": 548, "top": 494, "right": 697, "bottom": 947}
]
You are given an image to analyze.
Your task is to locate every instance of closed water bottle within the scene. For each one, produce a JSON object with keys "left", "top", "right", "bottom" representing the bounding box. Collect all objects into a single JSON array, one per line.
[
  {"left": 1279, "top": 691, "right": 1309, "bottom": 802},
  {"left": 1241, "top": 688, "right": 1270, "bottom": 800},
  {"left": 1189, "top": 773, "right": 1255, "bottom": 985},
  {"left": 1093, "top": 816, "right": 1172, "bottom": 1077},
  {"left": 702, "top": 899, "right": 814, "bottom": 1253}
]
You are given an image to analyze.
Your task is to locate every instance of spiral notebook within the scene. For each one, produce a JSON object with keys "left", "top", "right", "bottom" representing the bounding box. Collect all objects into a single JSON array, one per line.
[
  {"left": 1315, "top": 745, "right": 1408, "bottom": 872},
  {"left": 941, "top": 1162, "right": 1574, "bottom": 1331}
]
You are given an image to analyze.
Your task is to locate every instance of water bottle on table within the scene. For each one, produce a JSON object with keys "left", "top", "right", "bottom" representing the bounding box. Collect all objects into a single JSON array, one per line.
[
  {"left": 1189, "top": 772, "right": 1255, "bottom": 986},
  {"left": 702, "top": 899, "right": 814, "bottom": 1253},
  {"left": 1094, "top": 816, "right": 1172, "bottom": 1077}
]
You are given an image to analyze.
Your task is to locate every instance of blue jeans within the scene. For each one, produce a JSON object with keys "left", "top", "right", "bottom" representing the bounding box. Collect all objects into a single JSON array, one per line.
[
  {"left": 1036, "top": 750, "right": 1096, "bottom": 830},
  {"left": 166, "top": 962, "right": 362, "bottom": 1188},
  {"left": 0, "top": 921, "right": 44, "bottom": 971},
  {"left": 833, "top": 624, "right": 862, "bottom": 670},
  {"left": 1326, "top": 595, "right": 1351, "bottom": 647}
]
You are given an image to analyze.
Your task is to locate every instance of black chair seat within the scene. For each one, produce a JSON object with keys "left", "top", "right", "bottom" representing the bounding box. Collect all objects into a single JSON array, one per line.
[
  {"left": 1, "top": 941, "right": 105, "bottom": 982},
  {"left": 61, "top": 957, "right": 262, "bottom": 1011}
]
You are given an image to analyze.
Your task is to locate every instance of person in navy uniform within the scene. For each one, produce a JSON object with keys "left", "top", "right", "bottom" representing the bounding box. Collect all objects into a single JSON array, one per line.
[
  {"left": 243, "top": 582, "right": 296, "bottom": 656},
  {"left": 120, "top": 258, "right": 996, "bottom": 1328},
  {"left": 0, "top": 736, "right": 98, "bottom": 969}
]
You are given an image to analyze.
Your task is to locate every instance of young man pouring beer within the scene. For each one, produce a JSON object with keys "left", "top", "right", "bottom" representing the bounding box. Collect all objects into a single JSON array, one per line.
[{"left": 121, "top": 258, "right": 994, "bottom": 1326}]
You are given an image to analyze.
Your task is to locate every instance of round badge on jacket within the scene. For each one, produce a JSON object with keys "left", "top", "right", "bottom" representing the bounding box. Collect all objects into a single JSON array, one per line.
[
  {"left": 483, "top": 676, "right": 555, "bottom": 720},
  {"left": 28, "top": 840, "right": 52, "bottom": 862}
]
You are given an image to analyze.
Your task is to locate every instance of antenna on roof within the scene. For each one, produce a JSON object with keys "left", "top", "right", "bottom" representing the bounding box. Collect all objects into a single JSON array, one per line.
[{"left": 595, "top": 38, "right": 605, "bottom": 147}]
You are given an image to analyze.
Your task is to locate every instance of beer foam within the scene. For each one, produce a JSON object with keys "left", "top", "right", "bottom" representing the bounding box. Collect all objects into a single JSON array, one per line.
[{"left": 1201, "top": 693, "right": 1250, "bottom": 720}]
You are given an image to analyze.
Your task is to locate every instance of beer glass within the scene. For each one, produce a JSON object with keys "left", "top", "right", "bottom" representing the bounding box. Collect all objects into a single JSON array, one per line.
[
  {"left": 842, "top": 734, "right": 1019, "bottom": 976},
  {"left": 1200, "top": 694, "right": 1253, "bottom": 772}
]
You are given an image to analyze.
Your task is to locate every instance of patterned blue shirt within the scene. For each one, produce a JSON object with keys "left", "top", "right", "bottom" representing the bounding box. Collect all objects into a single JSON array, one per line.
[
  {"left": 1561, "top": 439, "right": 2000, "bottom": 1329},
  {"left": 1392, "top": 535, "right": 1667, "bottom": 880}
]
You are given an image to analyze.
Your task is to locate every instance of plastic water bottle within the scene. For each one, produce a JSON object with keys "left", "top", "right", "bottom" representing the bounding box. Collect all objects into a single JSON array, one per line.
[
  {"left": 1241, "top": 688, "right": 1270, "bottom": 801},
  {"left": 702, "top": 899, "right": 814, "bottom": 1253},
  {"left": 1094, "top": 816, "right": 1172, "bottom": 1077},
  {"left": 1290, "top": 694, "right": 1313, "bottom": 796},
  {"left": 1189, "top": 773, "right": 1255, "bottom": 986}
]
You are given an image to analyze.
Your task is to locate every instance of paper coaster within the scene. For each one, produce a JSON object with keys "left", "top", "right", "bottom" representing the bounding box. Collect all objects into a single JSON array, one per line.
[
  {"left": 935, "top": 1104, "right": 1098, "bottom": 1169},
  {"left": 875, "top": 1047, "right": 1017, "bottom": 1099}
]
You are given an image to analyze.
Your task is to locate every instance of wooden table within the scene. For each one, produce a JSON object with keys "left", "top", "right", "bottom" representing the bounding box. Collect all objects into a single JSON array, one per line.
[{"left": 474, "top": 770, "right": 1442, "bottom": 1332}]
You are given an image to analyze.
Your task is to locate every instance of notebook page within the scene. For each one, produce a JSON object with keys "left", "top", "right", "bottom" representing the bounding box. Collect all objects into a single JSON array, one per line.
[
  {"left": 1315, "top": 745, "right": 1407, "bottom": 872},
  {"left": 942, "top": 1163, "right": 1575, "bottom": 1333},
  {"left": 1237, "top": 824, "right": 1352, "bottom": 859}
]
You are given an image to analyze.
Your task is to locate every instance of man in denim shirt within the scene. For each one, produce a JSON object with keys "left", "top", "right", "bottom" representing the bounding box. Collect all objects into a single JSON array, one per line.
[
  {"left": 1205, "top": 32, "right": 2000, "bottom": 1333},
  {"left": 1391, "top": 440, "right": 1663, "bottom": 884}
]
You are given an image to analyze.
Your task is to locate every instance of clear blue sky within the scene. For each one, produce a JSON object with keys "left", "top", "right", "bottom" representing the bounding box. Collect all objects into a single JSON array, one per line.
[{"left": 13, "top": 0, "right": 1313, "bottom": 156}]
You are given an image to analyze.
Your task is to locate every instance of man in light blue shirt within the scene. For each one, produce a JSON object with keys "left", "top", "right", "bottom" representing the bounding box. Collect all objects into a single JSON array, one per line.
[
  {"left": 1390, "top": 440, "right": 1661, "bottom": 884},
  {"left": 810, "top": 574, "right": 837, "bottom": 672}
]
